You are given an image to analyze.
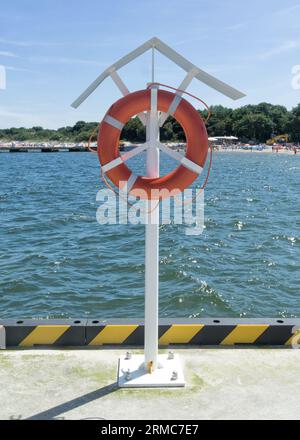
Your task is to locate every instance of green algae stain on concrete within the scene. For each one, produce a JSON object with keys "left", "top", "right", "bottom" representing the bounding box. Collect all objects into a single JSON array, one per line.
[
  {"left": 117, "top": 386, "right": 202, "bottom": 401},
  {"left": 69, "top": 366, "right": 86, "bottom": 378},
  {"left": 69, "top": 365, "right": 116, "bottom": 385},
  {"left": 190, "top": 373, "right": 205, "bottom": 388},
  {"left": 117, "top": 388, "right": 185, "bottom": 399},
  {"left": 116, "top": 372, "right": 206, "bottom": 400},
  {"left": 0, "top": 354, "right": 13, "bottom": 368},
  {"left": 90, "top": 368, "right": 116, "bottom": 384},
  {"left": 21, "top": 353, "right": 67, "bottom": 362}
]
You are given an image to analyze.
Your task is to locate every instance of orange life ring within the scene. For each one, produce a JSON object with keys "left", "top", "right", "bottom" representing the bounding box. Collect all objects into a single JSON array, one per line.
[{"left": 97, "top": 89, "right": 208, "bottom": 200}]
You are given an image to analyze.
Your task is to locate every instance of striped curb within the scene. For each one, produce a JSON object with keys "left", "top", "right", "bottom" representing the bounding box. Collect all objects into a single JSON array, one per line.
[
  {"left": 0, "top": 318, "right": 298, "bottom": 347},
  {"left": 1, "top": 319, "right": 86, "bottom": 347}
]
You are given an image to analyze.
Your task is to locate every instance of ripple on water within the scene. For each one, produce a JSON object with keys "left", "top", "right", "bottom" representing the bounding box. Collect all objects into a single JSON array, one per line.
[{"left": 0, "top": 152, "right": 299, "bottom": 318}]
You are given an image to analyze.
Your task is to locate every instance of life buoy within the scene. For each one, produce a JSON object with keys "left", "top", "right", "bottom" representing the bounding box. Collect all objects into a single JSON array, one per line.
[{"left": 97, "top": 89, "right": 208, "bottom": 200}]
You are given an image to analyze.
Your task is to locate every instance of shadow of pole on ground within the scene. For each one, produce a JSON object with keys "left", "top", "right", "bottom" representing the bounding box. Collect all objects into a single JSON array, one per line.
[{"left": 27, "top": 383, "right": 118, "bottom": 420}]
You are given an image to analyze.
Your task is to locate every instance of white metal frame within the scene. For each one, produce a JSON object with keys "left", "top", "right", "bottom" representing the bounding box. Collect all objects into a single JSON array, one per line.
[
  {"left": 71, "top": 37, "right": 245, "bottom": 109},
  {"left": 72, "top": 37, "right": 245, "bottom": 387}
]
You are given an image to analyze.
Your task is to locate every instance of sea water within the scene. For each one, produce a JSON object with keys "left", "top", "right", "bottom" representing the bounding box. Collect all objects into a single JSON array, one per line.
[{"left": 0, "top": 152, "right": 299, "bottom": 318}]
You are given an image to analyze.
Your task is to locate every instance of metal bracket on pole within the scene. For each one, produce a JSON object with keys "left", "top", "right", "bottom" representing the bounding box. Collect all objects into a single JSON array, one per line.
[
  {"left": 0, "top": 326, "right": 6, "bottom": 349},
  {"left": 159, "top": 67, "right": 199, "bottom": 126},
  {"left": 109, "top": 69, "right": 147, "bottom": 126},
  {"left": 109, "top": 69, "right": 130, "bottom": 96}
]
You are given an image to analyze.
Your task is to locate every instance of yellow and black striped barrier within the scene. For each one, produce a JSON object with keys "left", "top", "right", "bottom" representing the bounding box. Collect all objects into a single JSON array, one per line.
[
  {"left": 1, "top": 319, "right": 86, "bottom": 347},
  {"left": 0, "top": 318, "right": 299, "bottom": 348}
]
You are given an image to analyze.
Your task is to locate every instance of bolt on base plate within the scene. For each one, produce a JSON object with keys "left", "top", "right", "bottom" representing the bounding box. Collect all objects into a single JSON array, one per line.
[{"left": 118, "top": 353, "right": 185, "bottom": 388}]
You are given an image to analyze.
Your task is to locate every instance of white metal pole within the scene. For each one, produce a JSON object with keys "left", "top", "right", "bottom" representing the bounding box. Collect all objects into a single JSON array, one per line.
[
  {"left": 151, "top": 46, "right": 155, "bottom": 83},
  {"left": 144, "top": 85, "right": 159, "bottom": 371}
]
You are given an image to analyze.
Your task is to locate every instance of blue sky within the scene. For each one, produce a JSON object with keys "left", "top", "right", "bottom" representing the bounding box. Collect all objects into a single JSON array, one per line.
[{"left": 0, "top": 0, "right": 300, "bottom": 128}]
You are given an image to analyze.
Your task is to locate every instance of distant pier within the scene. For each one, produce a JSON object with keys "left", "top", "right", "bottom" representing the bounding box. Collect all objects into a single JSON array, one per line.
[
  {"left": 0, "top": 142, "right": 134, "bottom": 153},
  {"left": 0, "top": 146, "right": 90, "bottom": 153}
]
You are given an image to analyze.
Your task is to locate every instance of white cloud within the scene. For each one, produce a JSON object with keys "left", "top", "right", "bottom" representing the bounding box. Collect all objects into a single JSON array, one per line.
[
  {"left": 5, "top": 65, "right": 35, "bottom": 73},
  {"left": 0, "top": 50, "right": 17, "bottom": 58},
  {"left": 0, "top": 66, "right": 6, "bottom": 90},
  {"left": 202, "top": 63, "right": 247, "bottom": 74},
  {"left": 258, "top": 40, "right": 300, "bottom": 59},
  {"left": 0, "top": 107, "right": 60, "bottom": 128},
  {"left": 226, "top": 22, "right": 245, "bottom": 31},
  {"left": 0, "top": 107, "right": 39, "bottom": 123},
  {"left": 28, "top": 55, "right": 106, "bottom": 67},
  {"left": 0, "top": 37, "right": 118, "bottom": 48},
  {"left": 274, "top": 4, "right": 300, "bottom": 16},
  {"left": 0, "top": 38, "right": 59, "bottom": 47}
]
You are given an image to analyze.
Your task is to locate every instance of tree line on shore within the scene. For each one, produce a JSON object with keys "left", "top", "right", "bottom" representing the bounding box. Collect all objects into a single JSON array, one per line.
[{"left": 0, "top": 102, "right": 299, "bottom": 143}]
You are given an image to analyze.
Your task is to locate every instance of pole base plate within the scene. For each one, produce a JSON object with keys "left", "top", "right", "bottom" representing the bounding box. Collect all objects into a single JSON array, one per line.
[{"left": 118, "top": 353, "right": 185, "bottom": 388}]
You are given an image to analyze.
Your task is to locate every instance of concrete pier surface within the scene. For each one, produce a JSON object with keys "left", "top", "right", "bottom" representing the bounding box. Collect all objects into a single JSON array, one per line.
[{"left": 1, "top": 348, "right": 300, "bottom": 420}]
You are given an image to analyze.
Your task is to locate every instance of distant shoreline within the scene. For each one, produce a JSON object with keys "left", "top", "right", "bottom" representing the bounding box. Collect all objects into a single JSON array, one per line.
[
  {"left": 0, "top": 143, "right": 299, "bottom": 155},
  {"left": 214, "top": 148, "right": 299, "bottom": 155},
  {"left": 0, "top": 148, "right": 298, "bottom": 155}
]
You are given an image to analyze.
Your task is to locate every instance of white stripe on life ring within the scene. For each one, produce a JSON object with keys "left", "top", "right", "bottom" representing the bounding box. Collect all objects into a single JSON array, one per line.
[
  {"left": 159, "top": 143, "right": 203, "bottom": 175},
  {"left": 104, "top": 115, "right": 124, "bottom": 130},
  {"left": 102, "top": 157, "right": 123, "bottom": 173},
  {"left": 168, "top": 94, "right": 183, "bottom": 116},
  {"left": 181, "top": 157, "right": 203, "bottom": 174},
  {"left": 126, "top": 173, "right": 138, "bottom": 192}
]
